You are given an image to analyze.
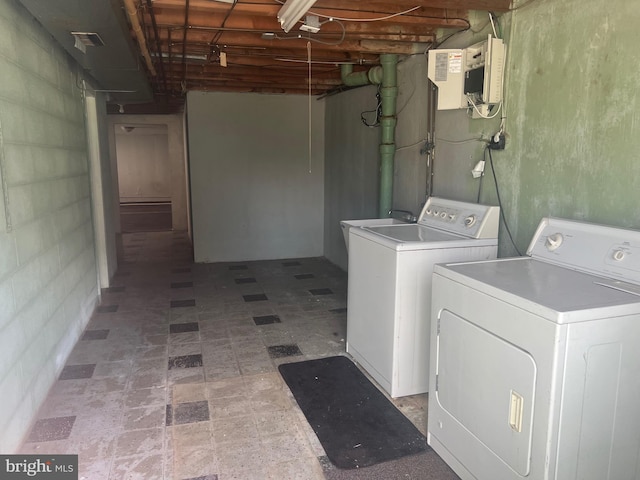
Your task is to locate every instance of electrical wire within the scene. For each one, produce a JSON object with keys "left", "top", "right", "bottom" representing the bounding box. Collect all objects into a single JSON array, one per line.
[
  {"left": 486, "top": 147, "right": 522, "bottom": 255},
  {"left": 476, "top": 161, "right": 484, "bottom": 203},
  {"left": 271, "top": 2, "right": 422, "bottom": 22},
  {"left": 435, "top": 136, "right": 485, "bottom": 145},
  {"left": 489, "top": 12, "right": 498, "bottom": 38},
  {"left": 489, "top": 11, "right": 503, "bottom": 39},
  {"left": 466, "top": 95, "right": 503, "bottom": 119},
  {"left": 433, "top": 22, "right": 472, "bottom": 48},
  {"left": 310, "top": 5, "right": 420, "bottom": 22},
  {"left": 396, "top": 138, "right": 429, "bottom": 152},
  {"left": 395, "top": 61, "right": 417, "bottom": 116},
  {"left": 308, "top": 40, "right": 312, "bottom": 173},
  {"left": 361, "top": 85, "right": 381, "bottom": 127}
]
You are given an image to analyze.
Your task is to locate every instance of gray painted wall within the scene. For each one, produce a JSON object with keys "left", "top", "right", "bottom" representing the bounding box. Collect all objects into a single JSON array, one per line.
[
  {"left": 0, "top": 0, "right": 100, "bottom": 451},
  {"left": 323, "top": 85, "right": 381, "bottom": 271},
  {"left": 187, "top": 91, "right": 325, "bottom": 263},
  {"left": 323, "top": 55, "right": 431, "bottom": 271}
]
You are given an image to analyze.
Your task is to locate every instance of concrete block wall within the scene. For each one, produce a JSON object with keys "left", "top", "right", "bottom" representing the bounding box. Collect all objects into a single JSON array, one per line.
[{"left": 0, "top": 0, "right": 98, "bottom": 451}]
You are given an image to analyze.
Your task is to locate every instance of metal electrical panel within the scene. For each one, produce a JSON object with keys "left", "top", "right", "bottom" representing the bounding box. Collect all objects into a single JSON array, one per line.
[
  {"left": 428, "top": 35, "right": 506, "bottom": 111},
  {"left": 427, "top": 49, "right": 466, "bottom": 110}
]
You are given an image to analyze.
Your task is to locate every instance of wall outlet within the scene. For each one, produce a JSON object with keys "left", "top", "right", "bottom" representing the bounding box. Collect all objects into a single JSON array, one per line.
[{"left": 489, "top": 132, "right": 505, "bottom": 150}]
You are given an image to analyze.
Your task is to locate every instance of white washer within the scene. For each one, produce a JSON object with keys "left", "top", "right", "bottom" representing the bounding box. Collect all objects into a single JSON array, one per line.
[
  {"left": 346, "top": 197, "right": 499, "bottom": 398},
  {"left": 428, "top": 217, "right": 640, "bottom": 480}
]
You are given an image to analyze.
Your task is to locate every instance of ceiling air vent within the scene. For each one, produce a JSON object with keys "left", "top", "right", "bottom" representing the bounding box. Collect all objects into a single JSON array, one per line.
[{"left": 70, "top": 32, "right": 105, "bottom": 53}]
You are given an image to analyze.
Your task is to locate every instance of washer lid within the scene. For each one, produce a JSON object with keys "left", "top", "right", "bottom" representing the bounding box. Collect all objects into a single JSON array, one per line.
[
  {"left": 435, "top": 258, "right": 640, "bottom": 323},
  {"left": 354, "top": 223, "right": 498, "bottom": 251},
  {"left": 364, "top": 224, "right": 465, "bottom": 242}
]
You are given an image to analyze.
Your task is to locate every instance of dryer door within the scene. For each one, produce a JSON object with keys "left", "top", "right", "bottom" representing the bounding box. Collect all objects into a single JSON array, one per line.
[{"left": 434, "top": 309, "right": 537, "bottom": 476}]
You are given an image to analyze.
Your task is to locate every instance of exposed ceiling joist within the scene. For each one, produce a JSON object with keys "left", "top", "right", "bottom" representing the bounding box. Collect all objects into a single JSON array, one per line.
[{"left": 18, "top": 0, "right": 513, "bottom": 111}]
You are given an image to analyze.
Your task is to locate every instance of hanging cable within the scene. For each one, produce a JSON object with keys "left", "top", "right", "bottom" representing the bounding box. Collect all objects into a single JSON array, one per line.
[
  {"left": 308, "top": 41, "right": 312, "bottom": 173},
  {"left": 486, "top": 147, "right": 522, "bottom": 255},
  {"left": 488, "top": 12, "right": 498, "bottom": 38},
  {"left": 476, "top": 163, "right": 484, "bottom": 203},
  {"left": 361, "top": 85, "right": 381, "bottom": 128}
]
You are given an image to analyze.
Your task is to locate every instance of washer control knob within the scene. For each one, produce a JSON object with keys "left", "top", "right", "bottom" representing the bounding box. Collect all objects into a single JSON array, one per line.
[
  {"left": 545, "top": 233, "right": 564, "bottom": 251},
  {"left": 464, "top": 215, "right": 477, "bottom": 227},
  {"left": 613, "top": 249, "right": 626, "bottom": 261},
  {"left": 440, "top": 212, "right": 447, "bottom": 219},
  {"left": 426, "top": 208, "right": 432, "bottom": 215}
]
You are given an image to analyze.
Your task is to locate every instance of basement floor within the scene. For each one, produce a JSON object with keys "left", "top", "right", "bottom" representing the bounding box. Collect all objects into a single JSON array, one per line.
[{"left": 16, "top": 230, "right": 455, "bottom": 480}]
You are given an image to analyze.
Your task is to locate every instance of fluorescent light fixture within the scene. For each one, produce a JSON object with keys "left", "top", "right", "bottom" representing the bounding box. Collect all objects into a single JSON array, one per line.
[
  {"left": 151, "top": 52, "right": 208, "bottom": 62},
  {"left": 277, "top": 0, "right": 318, "bottom": 33}
]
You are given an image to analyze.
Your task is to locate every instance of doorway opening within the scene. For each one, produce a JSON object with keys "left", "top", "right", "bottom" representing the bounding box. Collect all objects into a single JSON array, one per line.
[{"left": 114, "top": 123, "right": 172, "bottom": 232}]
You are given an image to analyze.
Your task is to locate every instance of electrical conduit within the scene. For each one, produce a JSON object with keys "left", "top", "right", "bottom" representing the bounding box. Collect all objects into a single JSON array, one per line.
[{"left": 340, "top": 54, "right": 398, "bottom": 218}]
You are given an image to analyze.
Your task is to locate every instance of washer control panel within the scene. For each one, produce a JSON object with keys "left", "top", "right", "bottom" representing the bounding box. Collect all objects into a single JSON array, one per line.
[
  {"left": 528, "top": 217, "right": 640, "bottom": 285},
  {"left": 417, "top": 197, "right": 500, "bottom": 239}
]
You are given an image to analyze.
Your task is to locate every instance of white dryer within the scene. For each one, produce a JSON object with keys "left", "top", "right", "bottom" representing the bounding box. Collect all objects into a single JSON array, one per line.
[
  {"left": 347, "top": 197, "right": 499, "bottom": 398},
  {"left": 428, "top": 217, "right": 640, "bottom": 480}
]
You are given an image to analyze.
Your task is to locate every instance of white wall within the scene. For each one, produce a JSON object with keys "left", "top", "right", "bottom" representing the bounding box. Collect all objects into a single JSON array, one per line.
[
  {"left": 115, "top": 125, "right": 170, "bottom": 203},
  {"left": 108, "top": 114, "right": 188, "bottom": 231},
  {"left": 85, "top": 91, "right": 118, "bottom": 288},
  {"left": 187, "top": 91, "right": 325, "bottom": 262},
  {"left": 0, "top": 0, "right": 99, "bottom": 451}
]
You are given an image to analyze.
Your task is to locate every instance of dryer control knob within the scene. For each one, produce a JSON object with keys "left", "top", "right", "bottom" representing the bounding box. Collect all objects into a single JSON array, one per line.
[
  {"left": 613, "top": 249, "right": 626, "bottom": 261},
  {"left": 464, "top": 215, "right": 477, "bottom": 227},
  {"left": 545, "top": 233, "right": 564, "bottom": 251}
]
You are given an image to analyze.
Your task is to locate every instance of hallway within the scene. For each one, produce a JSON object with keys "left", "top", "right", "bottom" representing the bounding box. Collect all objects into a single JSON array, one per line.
[{"left": 15, "top": 231, "right": 430, "bottom": 479}]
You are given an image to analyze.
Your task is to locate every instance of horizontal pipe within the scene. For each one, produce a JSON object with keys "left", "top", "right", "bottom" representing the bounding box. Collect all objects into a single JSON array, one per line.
[{"left": 123, "top": 0, "right": 157, "bottom": 76}]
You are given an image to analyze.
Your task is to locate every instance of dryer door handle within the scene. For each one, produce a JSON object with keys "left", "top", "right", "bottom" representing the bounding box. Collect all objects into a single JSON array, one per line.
[{"left": 509, "top": 390, "right": 524, "bottom": 433}]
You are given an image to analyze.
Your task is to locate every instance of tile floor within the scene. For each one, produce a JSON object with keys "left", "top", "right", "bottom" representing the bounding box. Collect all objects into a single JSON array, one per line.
[{"left": 17, "top": 231, "right": 429, "bottom": 479}]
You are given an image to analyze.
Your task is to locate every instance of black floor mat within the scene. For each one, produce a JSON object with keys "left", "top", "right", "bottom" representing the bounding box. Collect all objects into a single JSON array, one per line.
[{"left": 278, "top": 355, "right": 427, "bottom": 469}]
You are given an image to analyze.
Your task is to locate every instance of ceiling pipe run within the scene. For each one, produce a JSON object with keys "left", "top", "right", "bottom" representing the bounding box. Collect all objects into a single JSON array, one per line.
[
  {"left": 341, "top": 54, "right": 398, "bottom": 218},
  {"left": 123, "top": 0, "right": 157, "bottom": 76},
  {"left": 145, "top": 0, "right": 168, "bottom": 93}
]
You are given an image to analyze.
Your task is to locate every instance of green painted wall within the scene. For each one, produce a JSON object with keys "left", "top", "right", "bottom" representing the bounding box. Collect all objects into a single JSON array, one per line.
[
  {"left": 433, "top": 1, "right": 640, "bottom": 256},
  {"left": 501, "top": 0, "right": 640, "bottom": 252}
]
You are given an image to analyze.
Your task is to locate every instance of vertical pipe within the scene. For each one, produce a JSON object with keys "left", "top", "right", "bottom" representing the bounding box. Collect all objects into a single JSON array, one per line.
[
  {"left": 340, "top": 56, "right": 399, "bottom": 218},
  {"left": 378, "top": 54, "right": 398, "bottom": 218}
]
